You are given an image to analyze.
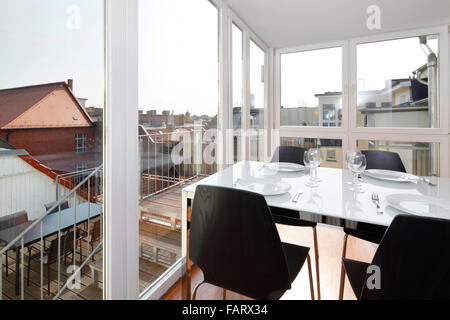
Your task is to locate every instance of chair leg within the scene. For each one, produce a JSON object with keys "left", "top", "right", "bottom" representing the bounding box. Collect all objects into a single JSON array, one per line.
[
  {"left": 338, "top": 234, "right": 349, "bottom": 300},
  {"left": 312, "top": 226, "right": 321, "bottom": 300},
  {"left": 5, "top": 251, "right": 8, "bottom": 277},
  {"left": 223, "top": 288, "right": 226, "bottom": 300},
  {"left": 306, "top": 254, "right": 315, "bottom": 300},
  {"left": 91, "top": 243, "right": 95, "bottom": 262},
  {"left": 192, "top": 280, "right": 206, "bottom": 300},
  {"left": 27, "top": 248, "right": 31, "bottom": 286},
  {"left": 47, "top": 264, "right": 51, "bottom": 296}
]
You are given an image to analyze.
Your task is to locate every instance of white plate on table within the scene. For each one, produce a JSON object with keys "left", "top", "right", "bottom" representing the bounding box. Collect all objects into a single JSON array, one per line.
[
  {"left": 386, "top": 194, "right": 450, "bottom": 216},
  {"left": 263, "top": 162, "right": 305, "bottom": 172},
  {"left": 363, "top": 169, "right": 418, "bottom": 183},
  {"left": 234, "top": 179, "right": 291, "bottom": 196}
]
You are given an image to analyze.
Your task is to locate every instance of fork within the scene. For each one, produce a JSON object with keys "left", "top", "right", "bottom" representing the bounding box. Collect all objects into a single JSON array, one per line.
[
  {"left": 371, "top": 194, "right": 383, "bottom": 214},
  {"left": 418, "top": 177, "right": 437, "bottom": 187},
  {"left": 292, "top": 190, "right": 303, "bottom": 203}
]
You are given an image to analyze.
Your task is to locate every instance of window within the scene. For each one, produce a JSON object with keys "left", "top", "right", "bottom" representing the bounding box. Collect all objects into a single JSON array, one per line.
[
  {"left": 232, "top": 24, "right": 243, "bottom": 163},
  {"left": 138, "top": 0, "right": 218, "bottom": 295},
  {"left": 280, "top": 137, "right": 343, "bottom": 169},
  {"left": 357, "top": 140, "right": 440, "bottom": 176},
  {"left": 75, "top": 133, "right": 87, "bottom": 153},
  {"left": 74, "top": 162, "right": 88, "bottom": 185},
  {"left": 249, "top": 40, "right": 266, "bottom": 161},
  {"left": 281, "top": 47, "right": 342, "bottom": 127},
  {"left": 357, "top": 35, "right": 440, "bottom": 128},
  {"left": 0, "top": 0, "right": 104, "bottom": 300}
]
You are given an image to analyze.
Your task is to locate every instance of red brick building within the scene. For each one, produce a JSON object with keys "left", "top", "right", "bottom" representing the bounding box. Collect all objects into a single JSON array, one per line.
[{"left": 0, "top": 81, "right": 99, "bottom": 174}]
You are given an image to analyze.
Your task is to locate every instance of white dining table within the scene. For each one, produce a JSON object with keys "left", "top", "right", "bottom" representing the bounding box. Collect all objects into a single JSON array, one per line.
[{"left": 180, "top": 161, "right": 450, "bottom": 299}]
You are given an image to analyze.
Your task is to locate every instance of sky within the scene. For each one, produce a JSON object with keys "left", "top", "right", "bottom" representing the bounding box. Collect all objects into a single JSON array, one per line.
[
  {"left": 0, "top": 0, "right": 104, "bottom": 107},
  {"left": 139, "top": 0, "right": 219, "bottom": 116},
  {"left": 281, "top": 36, "right": 438, "bottom": 109},
  {"left": 0, "top": 0, "right": 440, "bottom": 114}
]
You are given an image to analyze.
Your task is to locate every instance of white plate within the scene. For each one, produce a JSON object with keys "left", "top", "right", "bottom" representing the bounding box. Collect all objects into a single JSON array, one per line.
[
  {"left": 263, "top": 162, "right": 305, "bottom": 172},
  {"left": 386, "top": 194, "right": 450, "bottom": 216},
  {"left": 234, "top": 179, "right": 291, "bottom": 196},
  {"left": 363, "top": 169, "right": 418, "bottom": 183}
]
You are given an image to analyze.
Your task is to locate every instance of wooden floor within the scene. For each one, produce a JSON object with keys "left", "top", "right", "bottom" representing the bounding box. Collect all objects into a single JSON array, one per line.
[
  {"left": 163, "top": 223, "right": 377, "bottom": 300},
  {"left": 0, "top": 232, "right": 104, "bottom": 300}
]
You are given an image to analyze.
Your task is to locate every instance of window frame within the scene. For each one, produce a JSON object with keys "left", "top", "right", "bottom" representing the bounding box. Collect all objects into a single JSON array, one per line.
[
  {"left": 75, "top": 133, "right": 87, "bottom": 153},
  {"left": 274, "top": 25, "right": 449, "bottom": 178},
  {"left": 227, "top": 6, "right": 270, "bottom": 162}
]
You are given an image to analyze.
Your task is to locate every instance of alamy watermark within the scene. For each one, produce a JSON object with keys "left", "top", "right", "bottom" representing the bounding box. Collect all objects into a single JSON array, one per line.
[
  {"left": 366, "top": 5, "right": 381, "bottom": 30},
  {"left": 66, "top": 5, "right": 81, "bottom": 30}
]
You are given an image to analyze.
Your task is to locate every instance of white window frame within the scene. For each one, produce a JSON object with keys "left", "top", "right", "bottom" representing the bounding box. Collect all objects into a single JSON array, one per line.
[
  {"left": 274, "top": 25, "right": 449, "bottom": 178},
  {"left": 75, "top": 133, "right": 87, "bottom": 153},
  {"left": 105, "top": 0, "right": 139, "bottom": 300},
  {"left": 225, "top": 4, "right": 271, "bottom": 163}
]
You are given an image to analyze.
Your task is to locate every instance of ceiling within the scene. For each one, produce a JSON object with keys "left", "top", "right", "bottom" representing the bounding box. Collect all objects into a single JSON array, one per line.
[{"left": 224, "top": 0, "right": 450, "bottom": 48}]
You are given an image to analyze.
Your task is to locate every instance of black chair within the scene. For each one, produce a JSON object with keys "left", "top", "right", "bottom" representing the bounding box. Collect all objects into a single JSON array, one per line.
[
  {"left": 44, "top": 200, "right": 69, "bottom": 215},
  {"left": 361, "top": 150, "right": 406, "bottom": 173},
  {"left": 339, "top": 150, "right": 406, "bottom": 299},
  {"left": 343, "top": 215, "right": 450, "bottom": 299},
  {"left": 189, "top": 185, "right": 315, "bottom": 300},
  {"left": 27, "top": 231, "right": 81, "bottom": 295},
  {"left": 79, "top": 219, "right": 101, "bottom": 261},
  {"left": 0, "top": 210, "right": 29, "bottom": 277},
  {"left": 270, "top": 146, "right": 321, "bottom": 299},
  {"left": 271, "top": 146, "right": 307, "bottom": 165}
]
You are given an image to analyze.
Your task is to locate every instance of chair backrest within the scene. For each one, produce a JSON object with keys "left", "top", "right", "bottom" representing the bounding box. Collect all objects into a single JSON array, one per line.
[
  {"left": 45, "top": 200, "right": 69, "bottom": 215},
  {"left": 271, "top": 146, "right": 307, "bottom": 165},
  {"left": 361, "top": 150, "right": 406, "bottom": 173},
  {"left": 189, "top": 185, "right": 292, "bottom": 300},
  {"left": 47, "top": 232, "right": 70, "bottom": 263},
  {"left": 91, "top": 220, "right": 101, "bottom": 242},
  {"left": 0, "top": 211, "right": 29, "bottom": 231},
  {"left": 360, "top": 215, "right": 450, "bottom": 300}
]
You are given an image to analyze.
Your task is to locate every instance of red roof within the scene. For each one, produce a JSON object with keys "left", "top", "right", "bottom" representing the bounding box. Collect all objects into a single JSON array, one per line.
[{"left": 0, "top": 82, "right": 94, "bottom": 129}]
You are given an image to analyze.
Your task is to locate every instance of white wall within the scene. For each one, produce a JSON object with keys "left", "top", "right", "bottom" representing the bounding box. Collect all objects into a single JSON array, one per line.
[{"left": 0, "top": 156, "right": 78, "bottom": 220}]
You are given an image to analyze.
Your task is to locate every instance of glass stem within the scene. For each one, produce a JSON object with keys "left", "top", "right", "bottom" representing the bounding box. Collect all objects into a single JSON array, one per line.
[{"left": 353, "top": 172, "right": 358, "bottom": 186}]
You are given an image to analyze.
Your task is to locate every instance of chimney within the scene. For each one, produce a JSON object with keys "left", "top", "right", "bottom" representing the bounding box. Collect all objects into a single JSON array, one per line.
[{"left": 67, "top": 79, "right": 73, "bottom": 90}]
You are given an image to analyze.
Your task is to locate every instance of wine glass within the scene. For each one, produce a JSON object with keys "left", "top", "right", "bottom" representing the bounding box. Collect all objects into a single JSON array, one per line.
[
  {"left": 304, "top": 149, "right": 321, "bottom": 187},
  {"left": 346, "top": 151, "right": 359, "bottom": 184},
  {"left": 347, "top": 152, "right": 365, "bottom": 193},
  {"left": 311, "top": 148, "right": 323, "bottom": 182},
  {"left": 352, "top": 154, "right": 367, "bottom": 193}
]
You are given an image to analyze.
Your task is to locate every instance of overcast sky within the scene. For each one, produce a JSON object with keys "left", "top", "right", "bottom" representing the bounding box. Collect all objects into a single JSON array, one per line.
[
  {"left": 0, "top": 0, "right": 104, "bottom": 107},
  {"left": 0, "top": 0, "right": 439, "bottom": 114}
]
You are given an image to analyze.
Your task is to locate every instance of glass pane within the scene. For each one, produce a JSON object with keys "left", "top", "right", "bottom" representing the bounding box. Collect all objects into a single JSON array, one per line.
[
  {"left": 249, "top": 40, "right": 265, "bottom": 161},
  {"left": 0, "top": 0, "right": 104, "bottom": 300},
  {"left": 281, "top": 47, "right": 342, "bottom": 127},
  {"left": 138, "top": 0, "right": 218, "bottom": 293},
  {"left": 357, "top": 35, "right": 439, "bottom": 128},
  {"left": 232, "top": 24, "right": 243, "bottom": 163},
  {"left": 357, "top": 140, "right": 440, "bottom": 176},
  {"left": 280, "top": 138, "right": 343, "bottom": 168}
]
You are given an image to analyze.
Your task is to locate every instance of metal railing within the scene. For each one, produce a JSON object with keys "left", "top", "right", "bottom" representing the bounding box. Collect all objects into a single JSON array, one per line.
[
  {"left": 0, "top": 164, "right": 103, "bottom": 300},
  {"left": 139, "top": 129, "right": 216, "bottom": 200}
]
